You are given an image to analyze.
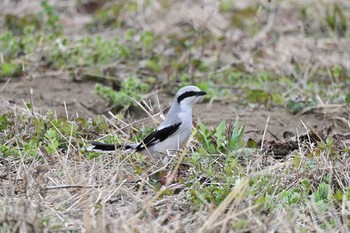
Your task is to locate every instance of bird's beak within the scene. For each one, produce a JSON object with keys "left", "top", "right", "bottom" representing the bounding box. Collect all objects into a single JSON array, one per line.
[{"left": 197, "top": 91, "right": 207, "bottom": 96}]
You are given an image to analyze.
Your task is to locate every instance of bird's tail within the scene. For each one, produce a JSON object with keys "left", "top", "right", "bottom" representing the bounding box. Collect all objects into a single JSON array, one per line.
[{"left": 88, "top": 141, "right": 135, "bottom": 152}]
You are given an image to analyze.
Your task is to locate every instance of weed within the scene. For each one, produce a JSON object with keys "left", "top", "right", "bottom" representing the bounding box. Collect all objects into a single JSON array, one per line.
[
  {"left": 95, "top": 76, "right": 149, "bottom": 111},
  {"left": 39, "top": 1, "right": 62, "bottom": 34},
  {"left": 346, "top": 93, "right": 350, "bottom": 104},
  {"left": 196, "top": 119, "right": 244, "bottom": 154},
  {"left": 326, "top": 3, "right": 347, "bottom": 37}
]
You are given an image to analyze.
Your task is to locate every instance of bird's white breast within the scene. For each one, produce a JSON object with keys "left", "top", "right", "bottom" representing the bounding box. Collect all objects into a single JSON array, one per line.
[{"left": 152, "top": 111, "right": 192, "bottom": 157}]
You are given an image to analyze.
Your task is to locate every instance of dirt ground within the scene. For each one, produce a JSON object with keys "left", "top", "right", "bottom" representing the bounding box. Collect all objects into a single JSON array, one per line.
[{"left": 1, "top": 76, "right": 348, "bottom": 142}]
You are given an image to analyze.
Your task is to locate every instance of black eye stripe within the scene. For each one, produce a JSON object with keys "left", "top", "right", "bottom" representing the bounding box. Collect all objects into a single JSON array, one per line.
[{"left": 177, "top": 91, "right": 206, "bottom": 103}]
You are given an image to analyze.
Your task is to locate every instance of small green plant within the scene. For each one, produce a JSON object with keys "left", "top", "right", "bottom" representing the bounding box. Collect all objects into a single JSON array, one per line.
[
  {"left": 49, "top": 36, "right": 130, "bottom": 71},
  {"left": 184, "top": 120, "right": 248, "bottom": 206},
  {"left": 281, "top": 189, "right": 301, "bottom": 206},
  {"left": 87, "top": 1, "right": 135, "bottom": 31},
  {"left": 0, "top": 110, "right": 114, "bottom": 160},
  {"left": 286, "top": 98, "right": 317, "bottom": 114},
  {"left": 0, "top": 114, "right": 8, "bottom": 131},
  {"left": 313, "top": 182, "right": 330, "bottom": 203},
  {"left": 0, "top": 32, "right": 21, "bottom": 60},
  {"left": 345, "top": 93, "right": 350, "bottom": 104},
  {"left": 196, "top": 119, "right": 244, "bottom": 154},
  {"left": 40, "top": 1, "right": 62, "bottom": 34},
  {"left": 326, "top": 3, "right": 347, "bottom": 37},
  {"left": 95, "top": 76, "right": 149, "bottom": 111},
  {"left": 0, "top": 1, "right": 64, "bottom": 78},
  {"left": 1, "top": 61, "right": 21, "bottom": 77}
]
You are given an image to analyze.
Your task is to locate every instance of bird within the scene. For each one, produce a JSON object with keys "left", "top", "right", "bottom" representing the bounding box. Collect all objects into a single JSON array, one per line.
[{"left": 90, "top": 85, "right": 207, "bottom": 159}]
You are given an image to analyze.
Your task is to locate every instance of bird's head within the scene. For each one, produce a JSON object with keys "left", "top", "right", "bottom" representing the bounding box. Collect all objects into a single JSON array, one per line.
[{"left": 175, "top": 85, "right": 207, "bottom": 108}]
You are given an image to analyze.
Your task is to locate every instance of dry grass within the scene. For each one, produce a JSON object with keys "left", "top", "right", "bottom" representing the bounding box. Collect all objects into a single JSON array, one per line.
[{"left": 0, "top": 104, "right": 349, "bottom": 232}]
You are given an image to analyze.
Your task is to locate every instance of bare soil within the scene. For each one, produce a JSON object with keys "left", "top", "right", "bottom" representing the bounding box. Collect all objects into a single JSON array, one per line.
[{"left": 0, "top": 77, "right": 108, "bottom": 118}]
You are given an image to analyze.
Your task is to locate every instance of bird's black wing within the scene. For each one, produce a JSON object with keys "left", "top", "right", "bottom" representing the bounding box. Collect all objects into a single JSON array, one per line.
[
  {"left": 91, "top": 141, "right": 117, "bottom": 151},
  {"left": 90, "top": 141, "right": 133, "bottom": 151},
  {"left": 135, "top": 122, "right": 182, "bottom": 151}
]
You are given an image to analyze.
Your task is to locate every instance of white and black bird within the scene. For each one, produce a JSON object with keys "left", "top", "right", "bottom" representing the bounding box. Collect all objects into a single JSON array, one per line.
[{"left": 90, "top": 85, "right": 207, "bottom": 159}]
